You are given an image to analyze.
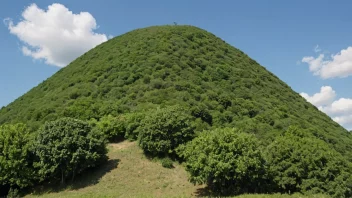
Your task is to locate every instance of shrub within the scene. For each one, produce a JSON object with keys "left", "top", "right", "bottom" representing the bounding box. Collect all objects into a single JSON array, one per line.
[
  {"left": 0, "top": 124, "right": 36, "bottom": 189},
  {"left": 34, "top": 118, "right": 107, "bottom": 184},
  {"left": 161, "top": 157, "right": 174, "bottom": 168},
  {"left": 123, "top": 112, "right": 145, "bottom": 140},
  {"left": 138, "top": 105, "right": 195, "bottom": 156},
  {"left": 265, "top": 126, "right": 352, "bottom": 198},
  {"left": 7, "top": 188, "right": 20, "bottom": 198},
  {"left": 178, "top": 128, "right": 266, "bottom": 195},
  {"left": 95, "top": 115, "right": 125, "bottom": 142}
]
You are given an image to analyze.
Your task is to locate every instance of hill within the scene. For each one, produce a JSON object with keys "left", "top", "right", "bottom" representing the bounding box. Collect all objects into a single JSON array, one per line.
[{"left": 0, "top": 25, "right": 351, "bottom": 160}]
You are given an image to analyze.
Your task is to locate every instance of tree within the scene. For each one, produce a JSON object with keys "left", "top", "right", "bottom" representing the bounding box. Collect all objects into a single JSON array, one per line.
[
  {"left": 178, "top": 128, "right": 266, "bottom": 195},
  {"left": 94, "top": 115, "right": 125, "bottom": 142},
  {"left": 265, "top": 126, "right": 352, "bottom": 197},
  {"left": 123, "top": 112, "right": 145, "bottom": 141},
  {"left": 0, "top": 124, "right": 36, "bottom": 189},
  {"left": 138, "top": 106, "right": 195, "bottom": 156},
  {"left": 34, "top": 118, "right": 107, "bottom": 184}
]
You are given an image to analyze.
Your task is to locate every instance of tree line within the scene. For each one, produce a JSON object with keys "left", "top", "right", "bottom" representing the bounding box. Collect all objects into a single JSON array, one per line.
[{"left": 1, "top": 105, "right": 351, "bottom": 197}]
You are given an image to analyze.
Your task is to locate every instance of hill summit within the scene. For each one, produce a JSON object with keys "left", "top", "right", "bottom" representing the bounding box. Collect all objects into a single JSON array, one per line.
[{"left": 0, "top": 25, "right": 351, "bottom": 158}]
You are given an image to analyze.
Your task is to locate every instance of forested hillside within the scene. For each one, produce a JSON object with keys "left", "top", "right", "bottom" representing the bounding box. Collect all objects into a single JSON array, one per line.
[
  {"left": 1, "top": 25, "right": 350, "bottom": 158},
  {"left": 1, "top": 25, "right": 352, "bottom": 197}
]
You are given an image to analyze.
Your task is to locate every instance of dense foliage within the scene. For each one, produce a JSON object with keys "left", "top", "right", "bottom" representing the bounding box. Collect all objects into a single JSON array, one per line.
[
  {"left": 89, "top": 115, "right": 125, "bottom": 142},
  {"left": 0, "top": 25, "right": 351, "bottom": 197},
  {"left": 34, "top": 118, "right": 107, "bottom": 184},
  {"left": 138, "top": 105, "right": 194, "bottom": 156},
  {"left": 0, "top": 25, "right": 350, "bottom": 162},
  {"left": 180, "top": 127, "right": 352, "bottom": 197},
  {"left": 265, "top": 127, "right": 352, "bottom": 197},
  {"left": 0, "top": 124, "right": 35, "bottom": 189},
  {"left": 178, "top": 128, "right": 266, "bottom": 195}
]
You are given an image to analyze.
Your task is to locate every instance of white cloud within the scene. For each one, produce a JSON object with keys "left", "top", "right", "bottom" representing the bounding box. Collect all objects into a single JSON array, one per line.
[
  {"left": 302, "top": 54, "right": 325, "bottom": 74},
  {"left": 333, "top": 115, "right": 352, "bottom": 130},
  {"left": 333, "top": 115, "right": 352, "bottom": 125},
  {"left": 321, "top": 98, "right": 352, "bottom": 116},
  {"left": 301, "top": 46, "right": 352, "bottom": 79},
  {"left": 6, "top": 3, "right": 107, "bottom": 67},
  {"left": 301, "top": 86, "right": 352, "bottom": 129},
  {"left": 314, "top": 45, "right": 321, "bottom": 53},
  {"left": 300, "top": 86, "right": 336, "bottom": 106}
]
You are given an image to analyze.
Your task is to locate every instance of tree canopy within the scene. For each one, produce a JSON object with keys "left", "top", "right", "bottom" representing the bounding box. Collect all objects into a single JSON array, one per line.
[
  {"left": 138, "top": 105, "right": 195, "bottom": 156},
  {"left": 34, "top": 118, "right": 107, "bottom": 184},
  {"left": 265, "top": 127, "right": 352, "bottom": 197},
  {"left": 0, "top": 124, "right": 35, "bottom": 189},
  {"left": 178, "top": 128, "right": 266, "bottom": 195}
]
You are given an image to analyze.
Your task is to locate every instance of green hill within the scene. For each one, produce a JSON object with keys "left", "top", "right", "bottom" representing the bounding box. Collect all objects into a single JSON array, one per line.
[
  {"left": 2, "top": 25, "right": 352, "bottom": 197},
  {"left": 1, "top": 25, "right": 351, "bottom": 159}
]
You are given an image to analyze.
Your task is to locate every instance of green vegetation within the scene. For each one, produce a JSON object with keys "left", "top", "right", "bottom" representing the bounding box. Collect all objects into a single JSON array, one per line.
[
  {"left": 34, "top": 118, "right": 107, "bottom": 184},
  {"left": 26, "top": 142, "right": 202, "bottom": 198},
  {"left": 138, "top": 105, "right": 195, "bottom": 156},
  {"left": 89, "top": 115, "right": 125, "bottom": 142},
  {"left": 0, "top": 25, "right": 351, "bottom": 197},
  {"left": 1, "top": 25, "right": 350, "bottom": 161},
  {"left": 0, "top": 118, "right": 108, "bottom": 196},
  {"left": 24, "top": 141, "right": 330, "bottom": 198},
  {"left": 161, "top": 157, "right": 174, "bottom": 168},
  {"left": 0, "top": 124, "right": 35, "bottom": 189},
  {"left": 265, "top": 127, "right": 352, "bottom": 197},
  {"left": 178, "top": 128, "right": 266, "bottom": 195}
]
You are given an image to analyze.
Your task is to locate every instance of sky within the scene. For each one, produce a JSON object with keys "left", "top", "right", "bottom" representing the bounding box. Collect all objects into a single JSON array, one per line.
[{"left": 1, "top": 0, "right": 352, "bottom": 129}]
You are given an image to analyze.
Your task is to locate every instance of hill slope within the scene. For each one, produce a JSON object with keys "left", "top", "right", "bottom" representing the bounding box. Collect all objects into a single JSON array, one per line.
[
  {"left": 0, "top": 25, "right": 351, "bottom": 159},
  {"left": 26, "top": 141, "right": 329, "bottom": 198},
  {"left": 27, "top": 141, "right": 202, "bottom": 198}
]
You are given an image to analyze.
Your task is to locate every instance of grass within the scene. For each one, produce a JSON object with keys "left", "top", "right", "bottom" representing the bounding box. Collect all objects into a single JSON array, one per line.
[
  {"left": 25, "top": 141, "right": 202, "bottom": 198},
  {"left": 24, "top": 141, "right": 330, "bottom": 198}
]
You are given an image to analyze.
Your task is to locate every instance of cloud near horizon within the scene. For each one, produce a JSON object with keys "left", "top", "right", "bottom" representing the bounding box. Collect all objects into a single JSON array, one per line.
[
  {"left": 302, "top": 46, "right": 352, "bottom": 79},
  {"left": 301, "top": 86, "right": 352, "bottom": 130},
  {"left": 6, "top": 3, "right": 108, "bottom": 67}
]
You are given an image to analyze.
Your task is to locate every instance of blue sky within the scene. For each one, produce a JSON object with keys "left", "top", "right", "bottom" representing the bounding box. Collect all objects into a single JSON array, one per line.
[{"left": 1, "top": 0, "right": 352, "bottom": 129}]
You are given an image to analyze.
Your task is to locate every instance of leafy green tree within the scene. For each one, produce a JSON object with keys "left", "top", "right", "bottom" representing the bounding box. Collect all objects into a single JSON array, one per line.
[
  {"left": 138, "top": 106, "right": 195, "bottom": 156},
  {"left": 95, "top": 115, "right": 125, "bottom": 142},
  {"left": 178, "top": 128, "right": 266, "bottom": 195},
  {"left": 34, "top": 118, "right": 107, "bottom": 184},
  {"left": 0, "top": 124, "right": 36, "bottom": 189},
  {"left": 265, "top": 126, "right": 352, "bottom": 197},
  {"left": 123, "top": 112, "right": 145, "bottom": 140}
]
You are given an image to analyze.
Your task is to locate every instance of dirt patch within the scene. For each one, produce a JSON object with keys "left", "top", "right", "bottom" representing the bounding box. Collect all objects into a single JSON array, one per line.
[{"left": 109, "top": 141, "right": 135, "bottom": 150}]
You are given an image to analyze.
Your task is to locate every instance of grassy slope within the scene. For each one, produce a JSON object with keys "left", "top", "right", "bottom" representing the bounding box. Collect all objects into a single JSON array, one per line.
[
  {"left": 26, "top": 141, "right": 201, "bottom": 198},
  {"left": 25, "top": 141, "right": 330, "bottom": 198}
]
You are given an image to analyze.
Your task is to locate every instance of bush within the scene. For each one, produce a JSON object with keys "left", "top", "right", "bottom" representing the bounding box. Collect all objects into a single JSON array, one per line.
[
  {"left": 138, "top": 105, "right": 195, "bottom": 156},
  {"left": 265, "top": 126, "right": 352, "bottom": 197},
  {"left": 0, "top": 124, "right": 36, "bottom": 189},
  {"left": 123, "top": 112, "right": 146, "bottom": 140},
  {"left": 7, "top": 188, "right": 20, "bottom": 198},
  {"left": 161, "top": 157, "right": 173, "bottom": 168},
  {"left": 95, "top": 115, "right": 125, "bottom": 142},
  {"left": 178, "top": 128, "right": 266, "bottom": 195},
  {"left": 34, "top": 118, "right": 108, "bottom": 184}
]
